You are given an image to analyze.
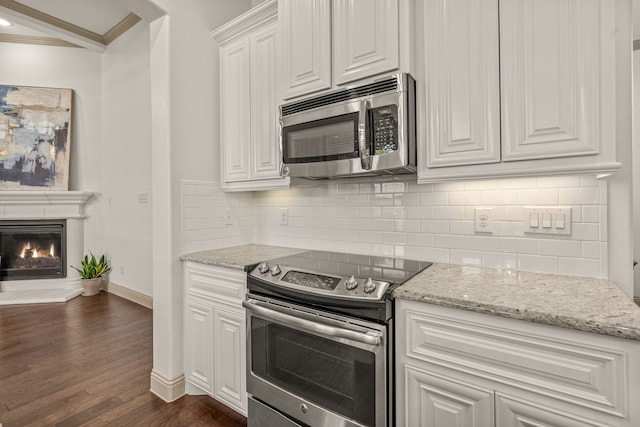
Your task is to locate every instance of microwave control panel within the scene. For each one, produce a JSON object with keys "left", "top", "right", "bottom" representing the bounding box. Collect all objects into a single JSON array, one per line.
[{"left": 371, "top": 105, "right": 398, "bottom": 154}]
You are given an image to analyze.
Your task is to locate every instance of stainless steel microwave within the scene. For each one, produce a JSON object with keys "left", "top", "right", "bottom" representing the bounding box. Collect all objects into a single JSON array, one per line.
[{"left": 279, "top": 73, "right": 416, "bottom": 179}]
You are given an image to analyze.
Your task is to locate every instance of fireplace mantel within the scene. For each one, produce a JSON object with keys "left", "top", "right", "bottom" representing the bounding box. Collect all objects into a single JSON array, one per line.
[{"left": 0, "top": 191, "right": 93, "bottom": 219}]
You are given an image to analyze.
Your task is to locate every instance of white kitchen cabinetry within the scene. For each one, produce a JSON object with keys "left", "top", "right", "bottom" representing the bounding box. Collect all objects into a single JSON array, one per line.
[
  {"left": 279, "top": 0, "right": 413, "bottom": 100},
  {"left": 396, "top": 300, "right": 640, "bottom": 426},
  {"left": 184, "top": 262, "right": 247, "bottom": 415},
  {"left": 418, "top": 0, "right": 625, "bottom": 182},
  {"left": 213, "top": 0, "right": 289, "bottom": 192}
]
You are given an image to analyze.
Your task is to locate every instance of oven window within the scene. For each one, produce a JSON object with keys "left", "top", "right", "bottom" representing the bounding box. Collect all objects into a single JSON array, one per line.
[
  {"left": 251, "top": 317, "right": 375, "bottom": 426},
  {"left": 283, "top": 113, "right": 360, "bottom": 163}
]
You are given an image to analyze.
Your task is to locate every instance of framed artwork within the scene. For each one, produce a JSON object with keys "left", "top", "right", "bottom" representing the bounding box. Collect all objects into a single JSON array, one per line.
[{"left": 0, "top": 85, "right": 73, "bottom": 190}]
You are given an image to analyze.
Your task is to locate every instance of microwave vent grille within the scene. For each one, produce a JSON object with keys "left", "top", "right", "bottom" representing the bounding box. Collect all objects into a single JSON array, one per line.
[{"left": 281, "top": 77, "right": 399, "bottom": 116}]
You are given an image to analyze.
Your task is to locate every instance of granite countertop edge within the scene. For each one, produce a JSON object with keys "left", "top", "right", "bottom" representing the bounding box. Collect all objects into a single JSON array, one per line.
[
  {"left": 180, "top": 244, "right": 306, "bottom": 272},
  {"left": 393, "top": 263, "right": 640, "bottom": 342}
]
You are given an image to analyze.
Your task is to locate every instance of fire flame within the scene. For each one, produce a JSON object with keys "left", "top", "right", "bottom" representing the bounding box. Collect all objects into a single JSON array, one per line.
[{"left": 18, "top": 242, "right": 55, "bottom": 259}]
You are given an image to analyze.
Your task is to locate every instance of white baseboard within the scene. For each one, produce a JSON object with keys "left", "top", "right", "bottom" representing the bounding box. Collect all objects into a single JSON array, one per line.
[
  {"left": 103, "top": 281, "right": 152, "bottom": 309},
  {"left": 150, "top": 371, "right": 185, "bottom": 402}
]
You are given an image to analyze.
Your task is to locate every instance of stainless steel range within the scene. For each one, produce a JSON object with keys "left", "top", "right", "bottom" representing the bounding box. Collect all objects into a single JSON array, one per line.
[{"left": 244, "top": 250, "right": 431, "bottom": 427}]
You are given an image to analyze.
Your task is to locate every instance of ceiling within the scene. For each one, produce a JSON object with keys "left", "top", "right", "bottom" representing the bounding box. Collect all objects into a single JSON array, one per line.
[{"left": 0, "top": 0, "right": 165, "bottom": 51}]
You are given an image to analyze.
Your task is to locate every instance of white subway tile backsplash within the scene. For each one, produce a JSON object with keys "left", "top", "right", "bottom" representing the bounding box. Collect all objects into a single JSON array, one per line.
[
  {"left": 582, "top": 206, "right": 599, "bottom": 222},
  {"left": 421, "top": 220, "right": 449, "bottom": 234},
  {"left": 182, "top": 174, "right": 608, "bottom": 279},
  {"left": 482, "top": 189, "right": 518, "bottom": 205},
  {"left": 434, "top": 234, "right": 465, "bottom": 249},
  {"left": 582, "top": 241, "right": 601, "bottom": 259},
  {"left": 394, "top": 219, "right": 421, "bottom": 233},
  {"left": 450, "top": 250, "right": 482, "bottom": 265},
  {"left": 559, "top": 257, "right": 601, "bottom": 277},
  {"left": 538, "top": 239, "right": 582, "bottom": 257},
  {"left": 407, "top": 233, "right": 435, "bottom": 247},
  {"left": 500, "top": 237, "right": 538, "bottom": 255},
  {"left": 559, "top": 187, "right": 599, "bottom": 205},
  {"left": 518, "top": 255, "right": 559, "bottom": 273},
  {"left": 434, "top": 206, "right": 465, "bottom": 220},
  {"left": 516, "top": 189, "right": 559, "bottom": 205},
  {"left": 420, "top": 192, "right": 449, "bottom": 205}
]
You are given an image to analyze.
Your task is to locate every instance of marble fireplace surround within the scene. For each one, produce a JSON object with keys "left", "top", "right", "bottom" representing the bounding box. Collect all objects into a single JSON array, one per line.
[{"left": 0, "top": 191, "right": 93, "bottom": 305}]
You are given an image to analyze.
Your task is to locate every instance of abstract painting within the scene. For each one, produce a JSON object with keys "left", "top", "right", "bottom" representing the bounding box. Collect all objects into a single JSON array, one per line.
[{"left": 0, "top": 85, "right": 72, "bottom": 190}]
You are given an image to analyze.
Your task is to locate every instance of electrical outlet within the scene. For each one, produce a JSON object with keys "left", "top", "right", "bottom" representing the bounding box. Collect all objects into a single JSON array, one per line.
[
  {"left": 280, "top": 208, "right": 289, "bottom": 226},
  {"left": 224, "top": 208, "right": 233, "bottom": 226},
  {"left": 474, "top": 207, "right": 493, "bottom": 233}
]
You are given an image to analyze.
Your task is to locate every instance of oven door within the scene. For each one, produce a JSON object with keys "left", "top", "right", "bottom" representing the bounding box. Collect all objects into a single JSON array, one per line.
[{"left": 244, "top": 296, "right": 388, "bottom": 427}]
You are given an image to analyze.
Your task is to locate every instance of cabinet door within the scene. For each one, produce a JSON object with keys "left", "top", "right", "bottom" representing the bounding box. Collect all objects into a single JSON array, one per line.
[
  {"left": 500, "top": 0, "right": 607, "bottom": 161},
  {"left": 402, "top": 365, "right": 494, "bottom": 427},
  {"left": 424, "top": 0, "right": 500, "bottom": 168},
  {"left": 220, "top": 38, "right": 251, "bottom": 182},
  {"left": 213, "top": 306, "right": 247, "bottom": 414},
  {"left": 496, "top": 394, "right": 610, "bottom": 427},
  {"left": 279, "top": 0, "right": 331, "bottom": 99},
  {"left": 184, "top": 299, "right": 214, "bottom": 393},
  {"left": 333, "top": 0, "right": 399, "bottom": 85},
  {"left": 250, "top": 24, "right": 281, "bottom": 180}
]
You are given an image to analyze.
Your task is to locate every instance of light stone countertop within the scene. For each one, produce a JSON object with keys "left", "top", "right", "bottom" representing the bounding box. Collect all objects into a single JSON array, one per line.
[
  {"left": 180, "top": 244, "right": 305, "bottom": 272},
  {"left": 393, "top": 263, "right": 640, "bottom": 341}
]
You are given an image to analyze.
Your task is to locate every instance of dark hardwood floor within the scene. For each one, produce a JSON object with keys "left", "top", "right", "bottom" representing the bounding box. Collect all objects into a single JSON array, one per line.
[{"left": 0, "top": 292, "right": 247, "bottom": 427}]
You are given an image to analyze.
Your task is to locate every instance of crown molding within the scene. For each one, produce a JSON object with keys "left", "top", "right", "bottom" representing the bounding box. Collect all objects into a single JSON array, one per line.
[
  {"left": 0, "top": 33, "right": 80, "bottom": 48},
  {"left": 103, "top": 12, "right": 141, "bottom": 45},
  {"left": 211, "top": 0, "right": 277, "bottom": 43},
  {"left": 0, "top": 0, "right": 142, "bottom": 51}
]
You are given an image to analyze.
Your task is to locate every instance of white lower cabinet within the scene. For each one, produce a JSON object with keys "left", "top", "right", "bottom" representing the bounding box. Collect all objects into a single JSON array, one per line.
[
  {"left": 184, "top": 262, "right": 247, "bottom": 415},
  {"left": 396, "top": 300, "right": 640, "bottom": 427}
]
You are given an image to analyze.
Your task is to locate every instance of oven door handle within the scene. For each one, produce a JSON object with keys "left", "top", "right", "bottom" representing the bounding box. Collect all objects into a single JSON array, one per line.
[{"left": 243, "top": 299, "right": 381, "bottom": 346}]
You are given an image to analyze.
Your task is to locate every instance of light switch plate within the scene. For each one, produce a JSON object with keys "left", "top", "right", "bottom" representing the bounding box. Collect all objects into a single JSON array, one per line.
[{"left": 524, "top": 206, "right": 571, "bottom": 235}]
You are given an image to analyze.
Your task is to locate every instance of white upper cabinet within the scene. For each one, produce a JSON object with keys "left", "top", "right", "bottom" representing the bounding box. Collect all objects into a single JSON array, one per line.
[
  {"left": 280, "top": 0, "right": 412, "bottom": 100},
  {"left": 279, "top": 0, "right": 332, "bottom": 99},
  {"left": 418, "top": 0, "right": 624, "bottom": 182},
  {"left": 424, "top": 0, "right": 500, "bottom": 168},
  {"left": 333, "top": 0, "right": 400, "bottom": 85},
  {"left": 213, "top": 0, "right": 289, "bottom": 192},
  {"left": 500, "top": 0, "right": 604, "bottom": 161}
]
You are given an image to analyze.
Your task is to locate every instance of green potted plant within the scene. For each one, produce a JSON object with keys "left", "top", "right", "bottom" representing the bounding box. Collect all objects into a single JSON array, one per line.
[{"left": 72, "top": 252, "right": 111, "bottom": 296}]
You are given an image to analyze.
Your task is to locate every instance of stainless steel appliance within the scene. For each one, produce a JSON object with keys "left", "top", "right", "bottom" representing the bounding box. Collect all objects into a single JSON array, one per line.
[
  {"left": 279, "top": 73, "right": 416, "bottom": 179},
  {"left": 244, "top": 250, "right": 431, "bottom": 427}
]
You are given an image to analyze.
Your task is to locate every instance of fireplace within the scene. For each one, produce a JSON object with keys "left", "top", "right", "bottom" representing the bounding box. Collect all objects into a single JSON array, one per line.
[{"left": 0, "top": 220, "right": 66, "bottom": 281}]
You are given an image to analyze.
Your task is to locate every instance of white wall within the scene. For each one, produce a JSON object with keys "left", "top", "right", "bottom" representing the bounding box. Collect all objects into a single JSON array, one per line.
[
  {"left": 0, "top": 44, "right": 102, "bottom": 192},
  {"left": 101, "top": 21, "right": 153, "bottom": 296},
  {"left": 0, "top": 42, "right": 106, "bottom": 260}
]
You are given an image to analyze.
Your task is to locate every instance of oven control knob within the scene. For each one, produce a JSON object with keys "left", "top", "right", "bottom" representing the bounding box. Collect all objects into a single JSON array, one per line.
[
  {"left": 270, "top": 264, "right": 281, "bottom": 276},
  {"left": 363, "top": 278, "right": 376, "bottom": 293},
  {"left": 345, "top": 275, "right": 358, "bottom": 290},
  {"left": 258, "top": 262, "right": 269, "bottom": 274}
]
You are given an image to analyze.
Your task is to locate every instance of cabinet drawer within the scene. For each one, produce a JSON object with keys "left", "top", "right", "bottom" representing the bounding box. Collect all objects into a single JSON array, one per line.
[
  {"left": 401, "top": 302, "right": 626, "bottom": 418},
  {"left": 184, "top": 262, "right": 246, "bottom": 305}
]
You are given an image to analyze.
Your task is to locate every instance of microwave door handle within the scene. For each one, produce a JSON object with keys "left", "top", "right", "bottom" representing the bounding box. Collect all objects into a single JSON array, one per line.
[
  {"left": 358, "top": 99, "right": 372, "bottom": 170},
  {"left": 243, "top": 299, "right": 381, "bottom": 346}
]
